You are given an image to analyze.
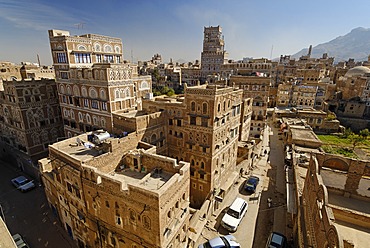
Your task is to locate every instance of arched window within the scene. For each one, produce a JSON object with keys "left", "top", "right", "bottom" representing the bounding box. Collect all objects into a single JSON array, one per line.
[
  {"left": 100, "top": 89, "right": 106, "bottom": 100},
  {"left": 141, "top": 81, "right": 149, "bottom": 89},
  {"left": 101, "top": 118, "right": 106, "bottom": 128},
  {"left": 78, "top": 112, "right": 83, "bottom": 122},
  {"left": 129, "top": 209, "right": 136, "bottom": 223},
  {"left": 89, "top": 87, "right": 98, "bottom": 99},
  {"left": 115, "top": 89, "right": 120, "bottom": 99},
  {"left": 86, "top": 114, "right": 91, "bottom": 124},
  {"left": 201, "top": 162, "right": 205, "bottom": 169},
  {"left": 94, "top": 43, "right": 101, "bottom": 52},
  {"left": 60, "top": 85, "right": 65, "bottom": 94},
  {"left": 125, "top": 88, "right": 130, "bottom": 98},
  {"left": 191, "top": 159, "right": 195, "bottom": 166},
  {"left": 202, "top": 102, "right": 208, "bottom": 114},
  {"left": 104, "top": 44, "right": 113, "bottom": 53},
  {"left": 73, "top": 85, "right": 80, "bottom": 96},
  {"left": 41, "top": 130, "right": 48, "bottom": 142},
  {"left": 151, "top": 134, "right": 157, "bottom": 144},
  {"left": 32, "top": 133, "right": 40, "bottom": 145},
  {"left": 142, "top": 215, "right": 151, "bottom": 230},
  {"left": 78, "top": 45, "right": 87, "bottom": 51},
  {"left": 81, "top": 87, "right": 88, "bottom": 97},
  {"left": 66, "top": 86, "right": 72, "bottom": 95},
  {"left": 50, "top": 128, "right": 58, "bottom": 140},
  {"left": 191, "top": 102, "right": 196, "bottom": 111},
  {"left": 218, "top": 103, "right": 221, "bottom": 112},
  {"left": 114, "top": 45, "right": 120, "bottom": 54},
  {"left": 93, "top": 115, "right": 98, "bottom": 125}
]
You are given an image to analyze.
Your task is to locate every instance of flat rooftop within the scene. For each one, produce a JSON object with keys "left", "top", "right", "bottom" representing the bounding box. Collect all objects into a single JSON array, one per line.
[
  {"left": 334, "top": 220, "right": 370, "bottom": 248},
  {"left": 114, "top": 168, "right": 173, "bottom": 191},
  {"left": 291, "top": 128, "right": 322, "bottom": 143},
  {"left": 328, "top": 192, "right": 370, "bottom": 215},
  {"left": 49, "top": 133, "right": 103, "bottom": 163}
]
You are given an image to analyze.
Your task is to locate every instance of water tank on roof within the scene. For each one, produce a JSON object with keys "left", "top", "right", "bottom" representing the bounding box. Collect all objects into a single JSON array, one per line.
[{"left": 92, "top": 131, "right": 110, "bottom": 145}]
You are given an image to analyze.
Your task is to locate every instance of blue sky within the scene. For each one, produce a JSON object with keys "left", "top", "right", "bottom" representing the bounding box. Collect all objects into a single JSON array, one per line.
[{"left": 1, "top": 0, "right": 370, "bottom": 65}]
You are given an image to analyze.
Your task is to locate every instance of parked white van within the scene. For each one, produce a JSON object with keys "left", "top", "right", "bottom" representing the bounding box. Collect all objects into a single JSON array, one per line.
[{"left": 221, "top": 197, "right": 248, "bottom": 232}]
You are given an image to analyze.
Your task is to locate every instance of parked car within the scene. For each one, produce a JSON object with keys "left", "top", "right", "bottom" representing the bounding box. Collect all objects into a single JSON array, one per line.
[
  {"left": 244, "top": 176, "right": 260, "bottom": 193},
  {"left": 221, "top": 197, "right": 248, "bottom": 232},
  {"left": 198, "top": 235, "right": 240, "bottom": 248},
  {"left": 12, "top": 233, "right": 30, "bottom": 248},
  {"left": 11, "top": 176, "right": 35, "bottom": 192},
  {"left": 266, "top": 232, "right": 287, "bottom": 248}
]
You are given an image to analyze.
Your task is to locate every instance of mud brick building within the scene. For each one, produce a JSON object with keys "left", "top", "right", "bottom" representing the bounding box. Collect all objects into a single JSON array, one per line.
[{"left": 39, "top": 132, "right": 190, "bottom": 248}]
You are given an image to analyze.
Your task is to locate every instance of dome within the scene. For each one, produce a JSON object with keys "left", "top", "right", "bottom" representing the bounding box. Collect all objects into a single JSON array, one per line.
[{"left": 344, "top": 66, "right": 370, "bottom": 77}]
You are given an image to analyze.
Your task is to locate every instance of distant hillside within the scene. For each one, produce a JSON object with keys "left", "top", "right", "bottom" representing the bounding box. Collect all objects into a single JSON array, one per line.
[{"left": 292, "top": 27, "right": 370, "bottom": 62}]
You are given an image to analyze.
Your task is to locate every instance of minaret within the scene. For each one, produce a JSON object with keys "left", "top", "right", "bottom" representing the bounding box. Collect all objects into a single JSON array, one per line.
[{"left": 308, "top": 45, "right": 312, "bottom": 57}]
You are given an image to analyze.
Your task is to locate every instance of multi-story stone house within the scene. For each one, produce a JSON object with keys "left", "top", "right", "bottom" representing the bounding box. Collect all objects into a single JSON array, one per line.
[
  {"left": 201, "top": 26, "right": 228, "bottom": 80},
  {"left": 0, "top": 78, "right": 64, "bottom": 177},
  {"left": 291, "top": 85, "right": 317, "bottom": 108},
  {"left": 277, "top": 83, "right": 292, "bottom": 107},
  {"left": 229, "top": 75, "right": 270, "bottom": 139},
  {"left": 20, "top": 62, "right": 55, "bottom": 80},
  {"left": 296, "top": 68, "right": 327, "bottom": 84},
  {"left": 181, "top": 64, "right": 201, "bottom": 86},
  {"left": 220, "top": 59, "right": 275, "bottom": 79},
  {"left": 48, "top": 30, "right": 152, "bottom": 137},
  {"left": 39, "top": 132, "right": 190, "bottom": 248},
  {"left": 0, "top": 62, "right": 22, "bottom": 90},
  {"left": 141, "top": 84, "right": 244, "bottom": 209}
]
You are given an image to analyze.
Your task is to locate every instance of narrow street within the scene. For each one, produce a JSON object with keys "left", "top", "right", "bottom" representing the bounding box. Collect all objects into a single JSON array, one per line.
[
  {"left": 252, "top": 121, "right": 288, "bottom": 247},
  {"left": 0, "top": 160, "right": 76, "bottom": 248},
  {"left": 196, "top": 120, "right": 289, "bottom": 248}
]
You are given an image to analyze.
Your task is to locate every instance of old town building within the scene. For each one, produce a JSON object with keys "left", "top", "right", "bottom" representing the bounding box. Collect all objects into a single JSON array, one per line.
[
  {"left": 200, "top": 26, "right": 228, "bottom": 80},
  {"left": 141, "top": 84, "right": 244, "bottom": 208},
  {"left": 48, "top": 30, "right": 152, "bottom": 137},
  {"left": 20, "top": 62, "right": 55, "bottom": 80},
  {"left": 229, "top": 75, "right": 270, "bottom": 139},
  {"left": 292, "top": 153, "right": 370, "bottom": 247},
  {"left": 39, "top": 132, "right": 190, "bottom": 248},
  {"left": 0, "top": 78, "right": 64, "bottom": 177}
]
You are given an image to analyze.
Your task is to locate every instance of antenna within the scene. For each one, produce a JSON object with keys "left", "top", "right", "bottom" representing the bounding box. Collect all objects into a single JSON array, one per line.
[{"left": 131, "top": 49, "right": 134, "bottom": 63}]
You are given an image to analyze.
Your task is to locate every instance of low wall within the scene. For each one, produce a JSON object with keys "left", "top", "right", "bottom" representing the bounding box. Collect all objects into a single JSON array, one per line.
[{"left": 331, "top": 206, "right": 370, "bottom": 229}]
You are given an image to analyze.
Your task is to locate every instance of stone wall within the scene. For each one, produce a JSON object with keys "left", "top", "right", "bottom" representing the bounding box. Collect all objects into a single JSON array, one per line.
[{"left": 315, "top": 152, "right": 370, "bottom": 197}]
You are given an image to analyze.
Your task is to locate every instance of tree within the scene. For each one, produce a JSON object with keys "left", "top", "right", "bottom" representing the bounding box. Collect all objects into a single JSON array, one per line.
[
  {"left": 342, "top": 128, "right": 353, "bottom": 139},
  {"left": 166, "top": 88, "right": 175, "bottom": 96},
  {"left": 160, "top": 86, "right": 170, "bottom": 95},
  {"left": 359, "top": 128, "right": 370, "bottom": 138},
  {"left": 349, "top": 133, "right": 365, "bottom": 149}
]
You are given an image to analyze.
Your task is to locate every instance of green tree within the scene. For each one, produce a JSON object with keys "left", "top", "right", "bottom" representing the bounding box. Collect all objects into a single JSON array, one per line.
[
  {"left": 342, "top": 128, "right": 353, "bottom": 139},
  {"left": 160, "top": 86, "right": 170, "bottom": 95},
  {"left": 359, "top": 128, "right": 370, "bottom": 138},
  {"left": 152, "top": 68, "right": 160, "bottom": 82},
  {"left": 152, "top": 89, "right": 161, "bottom": 96},
  {"left": 349, "top": 133, "right": 365, "bottom": 149},
  {"left": 166, "top": 88, "right": 175, "bottom": 96}
]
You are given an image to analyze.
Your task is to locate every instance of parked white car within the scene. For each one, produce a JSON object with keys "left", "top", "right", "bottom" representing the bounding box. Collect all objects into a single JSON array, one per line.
[
  {"left": 221, "top": 197, "right": 248, "bottom": 232},
  {"left": 198, "top": 235, "right": 240, "bottom": 248},
  {"left": 11, "top": 176, "right": 35, "bottom": 192}
]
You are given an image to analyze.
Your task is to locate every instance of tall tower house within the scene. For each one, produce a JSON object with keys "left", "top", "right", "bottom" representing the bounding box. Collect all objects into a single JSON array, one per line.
[{"left": 201, "top": 26, "right": 228, "bottom": 80}]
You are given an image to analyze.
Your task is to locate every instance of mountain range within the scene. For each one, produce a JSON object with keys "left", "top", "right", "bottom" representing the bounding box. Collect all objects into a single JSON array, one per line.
[{"left": 292, "top": 27, "right": 370, "bottom": 62}]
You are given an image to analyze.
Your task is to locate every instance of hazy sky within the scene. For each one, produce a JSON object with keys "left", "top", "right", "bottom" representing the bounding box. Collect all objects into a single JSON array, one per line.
[{"left": 1, "top": 0, "right": 370, "bottom": 65}]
